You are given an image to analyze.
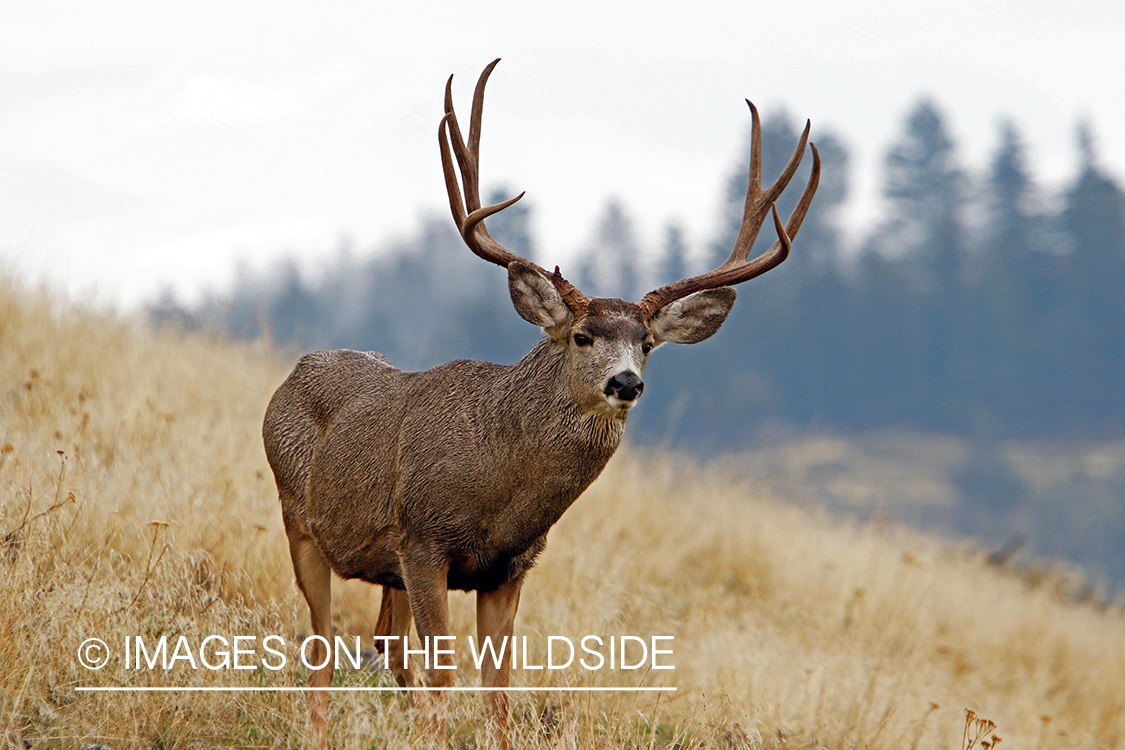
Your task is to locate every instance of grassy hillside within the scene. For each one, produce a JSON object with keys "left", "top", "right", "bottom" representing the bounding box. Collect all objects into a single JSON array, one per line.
[{"left": 2, "top": 275, "right": 1123, "bottom": 749}]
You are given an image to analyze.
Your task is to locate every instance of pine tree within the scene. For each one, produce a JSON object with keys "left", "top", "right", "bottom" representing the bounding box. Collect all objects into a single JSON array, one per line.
[
  {"left": 657, "top": 223, "right": 690, "bottom": 286},
  {"left": 876, "top": 99, "right": 969, "bottom": 429},
  {"left": 977, "top": 120, "right": 1056, "bottom": 432},
  {"left": 575, "top": 198, "right": 643, "bottom": 299},
  {"left": 1055, "top": 122, "right": 1125, "bottom": 432}
]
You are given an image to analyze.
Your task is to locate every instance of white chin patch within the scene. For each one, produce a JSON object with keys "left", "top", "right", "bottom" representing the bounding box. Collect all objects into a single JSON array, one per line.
[{"left": 596, "top": 395, "right": 635, "bottom": 414}]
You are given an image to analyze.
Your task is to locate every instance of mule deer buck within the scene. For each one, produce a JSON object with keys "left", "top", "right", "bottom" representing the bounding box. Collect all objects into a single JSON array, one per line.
[{"left": 263, "top": 59, "right": 818, "bottom": 749}]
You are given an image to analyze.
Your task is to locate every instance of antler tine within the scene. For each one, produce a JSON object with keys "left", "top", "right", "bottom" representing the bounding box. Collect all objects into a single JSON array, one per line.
[
  {"left": 714, "top": 141, "right": 820, "bottom": 282},
  {"left": 443, "top": 74, "right": 478, "bottom": 215},
  {"left": 637, "top": 113, "right": 820, "bottom": 318},
  {"left": 753, "top": 142, "right": 820, "bottom": 266},
  {"left": 439, "top": 113, "right": 468, "bottom": 227},
  {"left": 440, "top": 60, "right": 527, "bottom": 267},
  {"left": 725, "top": 104, "right": 811, "bottom": 268},
  {"left": 439, "top": 60, "right": 589, "bottom": 313},
  {"left": 467, "top": 58, "right": 499, "bottom": 168}
]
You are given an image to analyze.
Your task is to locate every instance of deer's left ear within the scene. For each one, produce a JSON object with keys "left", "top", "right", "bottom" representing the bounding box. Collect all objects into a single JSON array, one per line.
[{"left": 649, "top": 288, "right": 737, "bottom": 345}]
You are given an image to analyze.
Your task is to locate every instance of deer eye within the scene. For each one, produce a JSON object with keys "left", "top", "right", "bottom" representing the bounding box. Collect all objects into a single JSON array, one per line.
[
  {"left": 641, "top": 342, "right": 653, "bottom": 355},
  {"left": 573, "top": 333, "right": 593, "bottom": 347}
]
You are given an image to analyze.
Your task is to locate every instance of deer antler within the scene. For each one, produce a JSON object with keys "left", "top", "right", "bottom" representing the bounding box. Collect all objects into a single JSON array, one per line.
[
  {"left": 637, "top": 101, "right": 820, "bottom": 318},
  {"left": 440, "top": 59, "right": 588, "bottom": 313}
]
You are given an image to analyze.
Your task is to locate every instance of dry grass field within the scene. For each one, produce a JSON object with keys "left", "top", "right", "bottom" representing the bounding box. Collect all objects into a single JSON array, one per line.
[{"left": 2, "top": 275, "right": 1124, "bottom": 749}]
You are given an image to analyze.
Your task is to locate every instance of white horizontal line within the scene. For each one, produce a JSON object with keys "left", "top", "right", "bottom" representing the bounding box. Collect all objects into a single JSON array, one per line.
[{"left": 75, "top": 686, "right": 675, "bottom": 693}]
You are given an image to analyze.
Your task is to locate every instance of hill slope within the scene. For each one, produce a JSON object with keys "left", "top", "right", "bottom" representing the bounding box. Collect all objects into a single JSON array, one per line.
[{"left": 1, "top": 277, "right": 1122, "bottom": 749}]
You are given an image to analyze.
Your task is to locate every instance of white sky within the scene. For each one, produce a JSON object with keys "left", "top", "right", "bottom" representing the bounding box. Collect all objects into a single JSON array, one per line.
[{"left": 2, "top": 1, "right": 1122, "bottom": 308}]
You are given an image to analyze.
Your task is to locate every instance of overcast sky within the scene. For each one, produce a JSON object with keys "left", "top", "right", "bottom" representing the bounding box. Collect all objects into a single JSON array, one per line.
[{"left": 2, "top": 1, "right": 1121, "bottom": 308}]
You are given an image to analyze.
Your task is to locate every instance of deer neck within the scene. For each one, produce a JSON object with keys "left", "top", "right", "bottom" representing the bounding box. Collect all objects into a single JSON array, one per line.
[{"left": 497, "top": 337, "right": 627, "bottom": 455}]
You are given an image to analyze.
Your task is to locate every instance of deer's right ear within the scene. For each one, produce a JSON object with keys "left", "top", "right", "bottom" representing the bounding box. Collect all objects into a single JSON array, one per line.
[{"left": 508, "top": 262, "right": 573, "bottom": 335}]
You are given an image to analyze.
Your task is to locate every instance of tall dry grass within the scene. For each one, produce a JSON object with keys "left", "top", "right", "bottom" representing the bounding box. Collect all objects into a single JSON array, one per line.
[{"left": 2, "top": 275, "right": 1123, "bottom": 749}]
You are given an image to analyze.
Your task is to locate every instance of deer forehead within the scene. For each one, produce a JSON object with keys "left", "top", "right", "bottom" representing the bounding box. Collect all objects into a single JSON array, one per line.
[{"left": 575, "top": 298, "right": 651, "bottom": 343}]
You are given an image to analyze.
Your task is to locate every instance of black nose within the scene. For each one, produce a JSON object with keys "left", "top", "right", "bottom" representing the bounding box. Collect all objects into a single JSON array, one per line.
[{"left": 604, "top": 371, "right": 644, "bottom": 402}]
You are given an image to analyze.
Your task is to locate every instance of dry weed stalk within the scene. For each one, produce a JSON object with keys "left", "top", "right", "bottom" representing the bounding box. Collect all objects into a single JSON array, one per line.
[
  {"left": 908, "top": 701, "right": 940, "bottom": 750},
  {"left": 130, "top": 520, "right": 170, "bottom": 605},
  {"left": 963, "top": 709, "right": 1002, "bottom": 750}
]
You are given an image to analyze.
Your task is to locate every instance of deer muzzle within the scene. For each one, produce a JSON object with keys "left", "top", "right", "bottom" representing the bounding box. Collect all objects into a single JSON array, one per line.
[{"left": 604, "top": 371, "right": 644, "bottom": 403}]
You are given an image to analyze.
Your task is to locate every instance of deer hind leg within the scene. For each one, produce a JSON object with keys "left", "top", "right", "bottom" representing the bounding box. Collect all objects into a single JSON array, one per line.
[
  {"left": 287, "top": 530, "right": 334, "bottom": 750},
  {"left": 375, "top": 586, "right": 416, "bottom": 691},
  {"left": 400, "top": 550, "right": 453, "bottom": 744},
  {"left": 476, "top": 575, "right": 525, "bottom": 750}
]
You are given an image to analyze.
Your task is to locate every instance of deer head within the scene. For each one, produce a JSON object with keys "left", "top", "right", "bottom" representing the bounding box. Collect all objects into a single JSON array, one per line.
[{"left": 440, "top": 59, "right": 820, "bottom": 420}]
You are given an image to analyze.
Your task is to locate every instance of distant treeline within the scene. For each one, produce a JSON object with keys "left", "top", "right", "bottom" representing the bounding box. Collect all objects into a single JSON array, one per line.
[{"left": 153, "top": 99, "right": 1125, "bottom": 447}]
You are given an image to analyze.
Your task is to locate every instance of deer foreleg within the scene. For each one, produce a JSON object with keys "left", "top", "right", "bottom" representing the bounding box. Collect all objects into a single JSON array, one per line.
[
  {"left": 476, "top": 574, "right": 524, "bottom": 750},
  {"left": 400, "top": 550, "right": 453, "bottom": 744}
]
